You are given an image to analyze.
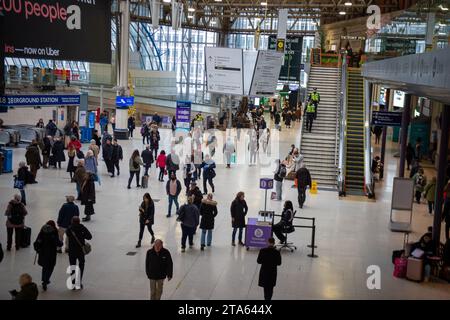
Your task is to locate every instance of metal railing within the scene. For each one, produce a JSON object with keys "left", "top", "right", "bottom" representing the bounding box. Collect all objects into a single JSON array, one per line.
[
  {"left": 364, "top": 79, "right": 374, "bottom": 198},
  {"left": 337, "top": 54, "right": 348, "bottom": 196}
]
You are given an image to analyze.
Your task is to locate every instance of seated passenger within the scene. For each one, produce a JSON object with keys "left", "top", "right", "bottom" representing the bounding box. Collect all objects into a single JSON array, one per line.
[
  {"left": 411, "top": 226, "right": 435, "bottom": 257},
  {"left": 272, "top": 201, "right": 294, "bottom": 244}
]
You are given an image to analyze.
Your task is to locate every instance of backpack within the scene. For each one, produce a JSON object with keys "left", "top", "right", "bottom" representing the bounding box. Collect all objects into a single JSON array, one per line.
[
  {"left": 279, "top": 166, "right": 287, "bottom": 179},
  {"left": 9, "top": 203, "right": 24, "bottom": 225}
]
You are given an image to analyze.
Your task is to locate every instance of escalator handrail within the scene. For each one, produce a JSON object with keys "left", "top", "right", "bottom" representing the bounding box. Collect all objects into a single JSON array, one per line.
[
  {"left": 337, "top": 55, "right": 347, "bottom": 195},
  {"left": 364, "top": 79, "right": 374, "bottom": 198}
]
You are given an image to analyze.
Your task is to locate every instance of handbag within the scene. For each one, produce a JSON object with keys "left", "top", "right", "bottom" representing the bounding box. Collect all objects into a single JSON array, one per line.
[
  {"left": 76, "top": 150, "right": 85, "bottom": 159},
  {"left": 71, "top": 230, "right": 92, "bottom": 255},
  {"left": 13, "top": 177, "right": 24, "bottom": 189}
]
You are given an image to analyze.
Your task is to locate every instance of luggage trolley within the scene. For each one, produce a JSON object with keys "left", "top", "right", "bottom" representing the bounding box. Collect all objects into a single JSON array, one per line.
[{"left": 389, "top": 177, "right": 414, "bottom": 233}]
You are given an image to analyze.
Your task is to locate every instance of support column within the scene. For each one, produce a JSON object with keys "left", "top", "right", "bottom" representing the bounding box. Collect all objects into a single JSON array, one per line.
[
  {"left": 0, "top": 12, "right": 5, "bottom": 96},
  {"left": 425, "top": 12, "right": 436, "bottom": 52},
  {"left": 379, "top": 89, "right": 390, "bottom": 179},
  {"left": 115, "top": 0, "right": 130, "bottom": 139},
  {"left": 398, "top": 94, "right": 411, "bottom": 177},
  {"left": 433, "top": 105, "right": 450, "bottom": 248}
]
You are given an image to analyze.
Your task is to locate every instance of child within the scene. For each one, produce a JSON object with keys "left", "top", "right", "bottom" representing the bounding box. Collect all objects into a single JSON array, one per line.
[{"left": 156, "top": 150, "right": 166, "bottom": 182}]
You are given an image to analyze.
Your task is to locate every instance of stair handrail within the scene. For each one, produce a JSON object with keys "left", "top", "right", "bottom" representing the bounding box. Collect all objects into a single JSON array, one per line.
[
  {"left": 364, "top": 79, "right": 374, "bottom": 198},
  {"left": 298, "top": 62, "right": 311, "bottom": 155},
  {"left": 337, "top": 54, "right": 347, "bottom": 196}
]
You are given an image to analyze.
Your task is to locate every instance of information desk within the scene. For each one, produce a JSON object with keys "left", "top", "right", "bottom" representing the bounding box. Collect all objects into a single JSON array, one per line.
[{"left": 245, "top": 217, "right": 272, "bottom": 250}]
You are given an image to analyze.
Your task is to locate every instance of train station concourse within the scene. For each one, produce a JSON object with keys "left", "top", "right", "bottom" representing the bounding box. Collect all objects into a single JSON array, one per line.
[{"left": 0, "top": 0, "right": 449, "bottom": 304}]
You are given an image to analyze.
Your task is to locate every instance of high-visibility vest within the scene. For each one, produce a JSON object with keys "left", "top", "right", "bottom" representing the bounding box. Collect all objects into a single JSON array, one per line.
[
  {"left": 306, "top": 104, "right": 315, "bottom": 113},
  {"left": 311, "top": 92, "right": 320, "bottom": 102}
]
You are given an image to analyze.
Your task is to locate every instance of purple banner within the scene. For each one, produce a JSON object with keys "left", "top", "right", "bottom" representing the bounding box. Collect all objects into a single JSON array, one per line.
[
  {"left": 245, "top": 218, "right": 272, "bottom": 248},
  {"left": 176, "top": 100, "right": 191, "bottom": 130}
]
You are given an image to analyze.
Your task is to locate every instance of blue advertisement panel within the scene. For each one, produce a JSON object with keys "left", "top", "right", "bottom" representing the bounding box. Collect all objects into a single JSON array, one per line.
[
  {"left": 176, "top": 101, "right": 191, "bottom": 130},
  {"left": 88, "top": 112, "right": 96, "bottom": 129},
  {"left": 0, "top": 95, "right": 80, "bottom": 106}
]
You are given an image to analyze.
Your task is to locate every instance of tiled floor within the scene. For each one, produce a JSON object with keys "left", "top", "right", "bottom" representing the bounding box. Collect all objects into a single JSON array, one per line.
[{"left": 0, "top": 121, "right": 448, "bottom": 300}]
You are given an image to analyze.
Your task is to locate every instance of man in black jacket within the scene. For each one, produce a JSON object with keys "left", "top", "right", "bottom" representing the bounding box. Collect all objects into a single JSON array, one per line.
[
  {"left": 257, "top": 238, "right": 282, "bottom": 301},
  {"left": 9, "top": 273, "right": 38, "bottom": 300},
  {"left": 102, "top": 139, "right": 114, "bottom": 177},
  {"left": 57, "top": 195, "right": 80, "bottom": 253},
  {"left": 141, "top": 145, "right": 154, "bottom": 176},
  {"left": 145, "top": 239, "right": 173, "bottom": 300},
  {"left": 296, "top": 164, "right": 312, "bottom": 208},
  {"left": 111, "top": 139, "right": 123, "bottom": 177}
]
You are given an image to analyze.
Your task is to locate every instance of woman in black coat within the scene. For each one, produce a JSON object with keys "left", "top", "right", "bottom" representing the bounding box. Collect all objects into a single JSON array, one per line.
[
  {"left": 199, "top": 194, "right": 218, "bottom": 250},
  {"left": 51, "top": 137, "right": 66, "bottom": 169},
  {"left": 80, "top": 173, "right": 96, "bottom": 222},
  {"left": 136, "top": 193, "right": 155, "bottom": 248},
  {"left": 406, "top": 143, "right": 415, "bottom": 170},
  {"left": 257, "top": 238, "right": 282, "bottom": 300},
  {"left": 230, "top": 191, "right": 248, "bottom": 246},
  {"left": 33, "top": 220, "right": 62, "bottom": 291}
]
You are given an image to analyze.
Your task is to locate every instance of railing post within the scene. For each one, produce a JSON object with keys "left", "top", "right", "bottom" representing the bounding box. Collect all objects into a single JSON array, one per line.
[
  {"left": 307, "top": 219, "right": 318, "bottom": 258},
  {"left": 307, "top": 218, "right": 317, "bottom": 248}
]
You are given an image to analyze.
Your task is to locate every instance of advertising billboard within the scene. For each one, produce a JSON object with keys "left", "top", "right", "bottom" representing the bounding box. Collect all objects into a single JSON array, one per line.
[{"left": 2, "top": 0, "right": 111, "bottom": 63}]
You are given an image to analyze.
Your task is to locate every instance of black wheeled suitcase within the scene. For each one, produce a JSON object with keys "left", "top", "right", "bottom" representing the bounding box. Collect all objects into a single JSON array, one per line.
[
  {"left": 21, "top": 226, "right": 31, "bottom": 248},
  {"left": 49, "top": 155, "right": 56, "bottom": 167}
]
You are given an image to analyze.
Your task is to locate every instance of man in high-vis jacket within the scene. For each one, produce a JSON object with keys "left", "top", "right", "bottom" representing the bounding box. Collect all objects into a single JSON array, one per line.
[
  {"left": 305, "top": 102, "right": 316, "bottom": 133},
  {"left": 308, "top": 88, "right": 320, "bottom": 119}
]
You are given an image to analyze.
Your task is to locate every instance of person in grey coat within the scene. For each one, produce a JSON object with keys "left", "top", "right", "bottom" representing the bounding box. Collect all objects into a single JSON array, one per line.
[{"left": 177, "top": 197, "right": 200, "bottom": 252}]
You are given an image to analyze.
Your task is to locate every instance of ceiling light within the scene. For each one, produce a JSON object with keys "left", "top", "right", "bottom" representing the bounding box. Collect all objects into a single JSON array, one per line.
[
  {"left": 214, "top": 0, "right": 223, "bottom": 2},
  {"left": 439, "top": 4, "right": 448, "bottom": 11},
  {"left": 188, "top": 7, "right": 195, "bottom": 12},
  {"left": 163, "top": 0, "right": 171, "bottom": 3},
  {"left": 211, "top": 21, "right": 217, "bottom": 25},
  {"left": 187, "top": 14, "right": 194, "bottom": 19},
  {"left": 261, "top": 2, "right": 268, "bottom": 6},
  {"left": 339, "top": 11, "right": 346, "bottom": 15},
  {"left": 344, "top": 2, "right": 352, "bottom": 6}
]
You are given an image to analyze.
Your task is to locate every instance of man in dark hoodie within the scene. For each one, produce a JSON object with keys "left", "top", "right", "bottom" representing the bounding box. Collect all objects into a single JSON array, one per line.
[
  {"left": 10, "top": 274, "right": 38, "bottom": 300},
  {"left": 111, "top": 139, "right": 123, "bottom": 177}
]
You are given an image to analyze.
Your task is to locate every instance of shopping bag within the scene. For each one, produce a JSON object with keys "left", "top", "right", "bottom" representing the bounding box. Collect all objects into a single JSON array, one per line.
[
  {"left": 270, "top": 192, "right": 277, "bottom": 200},
  {"left": 393, "top": 257, "right": 408, "bottom": 278},
  {"left": 231, "top": 153, "right": 236, "bottom": 164}
]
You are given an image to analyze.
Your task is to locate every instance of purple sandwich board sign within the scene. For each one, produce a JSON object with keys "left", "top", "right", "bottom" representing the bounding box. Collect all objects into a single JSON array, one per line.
[
  {"left": 245, "top": 218, "right": 272, "bottom": 249},
  {"left": 176, "top": 100, "right": 191, "bottom": 130}
]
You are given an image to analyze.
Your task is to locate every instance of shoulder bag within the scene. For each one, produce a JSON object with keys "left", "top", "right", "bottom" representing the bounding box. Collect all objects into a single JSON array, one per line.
[{"left": 71, "top": 230, "right": 92, "bottom": 255}]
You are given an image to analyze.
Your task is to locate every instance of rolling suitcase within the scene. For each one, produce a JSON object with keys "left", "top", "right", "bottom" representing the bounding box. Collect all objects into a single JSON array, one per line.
[
  {"left": 141, "top": 175, "right": 148, "bottom": 189},
  {"left": 49, "top": 155, "right": 56, "bottom": 167},
  {"left": 406, "top": 257, "right": 423, "bottom": 282},
  {"left": 21, "top": 226, "right": 32, "bottom": 248}
]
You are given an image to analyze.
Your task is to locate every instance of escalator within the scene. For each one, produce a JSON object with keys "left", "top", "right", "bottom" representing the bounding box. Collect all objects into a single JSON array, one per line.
[{"left": 345, "top": 68, "right": 365, "bottom": 195}]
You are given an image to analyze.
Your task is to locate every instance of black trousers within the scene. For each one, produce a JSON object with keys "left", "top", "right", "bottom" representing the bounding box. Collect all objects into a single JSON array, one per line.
[
  {"left": 69, "top": 254, "right": 85, "bottom": 284},
  {"left": 415, "top": 190, "right": 422, "bottom": 203},
  {"left": 306, "top": 114, "right": 314, "bottom": 132},
  {"left": 6, "top": 227, "right": 22, "bottom": 249},
  {"left": 105, "top": 159, "right": 113, "bottom": 174},
  {"left": 128, "top": 171, "right": 141, "bottom": 187},
  {"left": 297, "top": 186, "right": 307, "bottom": 207},
  {"left": 143, "top": 135, "right": 150, "bottom": 145},
  {"left": 427, "top": 201, "right": 434, "bottom": 214},
  {"left": 139, "top": 223, "right": 154, "bottom": 241},
  {"left": 42, "top": 264, "right": 55, "bottom": 285},
  {"left": 203, "top": 176, "right": 214, "bottom": 194},
  {"left": 151, "top": 147, "right": 158, "bottom": 159},
  {"left": 272, "top": 223, "right": 286, "bottom": 243},
  {"left": 112, "top": 160, "right": 120, "bottom": 175},
  {"left": 184, "top": 177, "right": 191, "bottom": 192},
  {"left": 263, "top": 286, "right": 274, "bottom": 300},
  {"left": 129, "top": 128, "right": 134, "bottom": 138},
  {"left": 144, "top": 165, "right": 151, "bottom": 176},
  {"left": 159, "top": 168, "right": 165, "bottom": 181},
  {"left": 84, "top": 202, "right": 95, "bottom": 216}
]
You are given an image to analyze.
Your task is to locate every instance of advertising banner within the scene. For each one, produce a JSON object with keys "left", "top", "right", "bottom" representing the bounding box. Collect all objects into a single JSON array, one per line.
[
  {"left": 176, "top": 101, "right": 191, "bottom": 130},
  {"left": 0, "top": 94, "right": 80, "bottom": 106},
  {"left": 245, "top": 218, "right": 272, "bottom": 249},
  {"left": 3, "top": 0, "right": 111, "bottom": 63},
  {"left": 268, "top": 36, "right": 303, "bottom": 82}
]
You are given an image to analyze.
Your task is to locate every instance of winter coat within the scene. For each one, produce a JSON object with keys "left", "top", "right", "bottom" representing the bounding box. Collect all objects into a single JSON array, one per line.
[
  {"left": 201, "top": 160, "right": 216, "bottom": 179},
  {"left": 424, "top": 181, "right": 437, "bottom": 202},
  {"left": 141, "top": 149, "right": 154, "bottom": 166},
  {"left": 406, "top": 145, "right": 415, "bottom": 161},
  {"left": 139, "top": 200, "right": 155, "bottom": 225},
  {"left": 57, "top": 202, "right": 80, "bottom": 228},
  {"left": 129, "top": 156, "right": 143, "bottom": 172},
  {"left": 13, "top": 283, "right": 39, "bottom": 300},
  {"left": 145, "top": 247, "right": 173, "bottom": 280},
  {"left": 199, "top": 199, "right": 218, "bottom": 230},
  {"left": 66, "top": 223, "right": 92, "bottom": 257},
  {"left": 45, "top": 122, "right": 57, "bottom": 136},
  {"left": 177, "top": 204, "right": 200, "bottom": 228},
  {"left": 102, "top": 144, "right": 113, "bottom": 161},
  {"left": 68, "top": 140, "right": 82, "bottom": 152},
  {"left": 25, "top": 144, "right": 41, "bottom": 168},
  {"left": 88, "top": 144, "right": 100, "bottom": 159},
  {"left": 84, "top": 156, "right": 98, "bottom": 174},
  {"left": 230, "top": 198, "right": 248, "bottom": 228},
  {"left": 81, "top": 173, "right": 96, "bottom": 205},
  {"left": 128, "top": 117, "right": 136, "bottom": 130},
  {"left": 296, "top": 167, "right": 312, "bottom": 188},
  {"left": 93, "top": 134, "right": 101, "bottom": 148},
  {"left": 18, "top": 166, "right": 34, "bottom": 185},
  {"left": 166, "top": 154, "right": 180, "bottom": 171},
  {"left": 149, "top": 130, "right": 160, "bottom": 149},
  {"left": 257, "top": 246, "right": 282, "bottom": 288},
  {"left": 156, "top": 154, "right": 167, "bottom": 169},
  {"left": 51, "top": 141, "right": 66, "bottom": 162},
  {"left": 41, "top": 137, "right": 51, "bottom": 156},
  {"left": 73, "top": 166, "right": 87, "bottom": 185},
  {"left": 33, "top": 224, "right": 62, "bottom": 268},
  {"left": 112, "top": 145, "right": 123, "bottom": 162},
  {"left": 166, "top": 179, "right": 182, "bottom": 197},
  {"left": 5, "top": 199, "right": 28, "bottom": 228},
  {"left": 187, "top": 187, "right": 203, "bottom": 208}
]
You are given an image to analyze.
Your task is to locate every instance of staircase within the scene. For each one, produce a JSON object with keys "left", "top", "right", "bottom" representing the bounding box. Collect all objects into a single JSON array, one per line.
[
  {"left": 300, "top": 66, "right": 340, "bottom": 189},
  {"left": 345, "top": 68, "right": 365, "bottom": 195}
]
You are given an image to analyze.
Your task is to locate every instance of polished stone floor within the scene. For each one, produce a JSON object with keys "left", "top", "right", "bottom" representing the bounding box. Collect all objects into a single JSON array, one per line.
[{"left": 0, "top": 121, "right": 449, "bottom": 300}]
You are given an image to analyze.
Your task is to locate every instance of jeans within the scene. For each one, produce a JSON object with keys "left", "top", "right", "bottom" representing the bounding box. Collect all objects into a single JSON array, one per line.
[
  {"left": 69, "top": 254, "right": 85, "bottom": 284},
  {"left": 142, "top": 135, "right": 149, "bottom": 145},
  {"left": 250, "top": 151, "right": 257, "bottom": 164},
  {"left": 201, "top": 229, "right": 213, "bottom": 246},
  {"left": 58, "top": 227, "right": 68, "bottom": 251},
  {"left": 428, "top": 201, "right": 434, "bottom": 214},
  {"left": 42, "top": 265, "right": 55, "bottom": 285},
  {"left": 264, "top": 286, "right": 274, "bottom": 300},
  {"left": 297, "top": 186, "right": 307, "bottom": 207},
  {"left": 7, "top": 227, "right": 22, "bottom": 249},
  {"left": 128, "top": 170, "right": 141, "bottom": 187},
  {"left": 232, "top": 227, "right": 244, "bottom": 243},
  {"left": 19, "top": 188, "right": 26, "bottom": 206},
  {"left": 159, "top": 168, "right": 165, "bottom": 181},
  {"left": 139, "top": 223, "right": 154, "bottom": 241},
  {"left": 203, "top": 176, "right": 215, "bottom": 194},
  {"left": 275, "top": 180, "right": 282, "bottom": 200},
  {"left": 151, "top": 148, "right": 158, "bottom": 159},
  {"left": 76, "top": 183, "right": 81, "bottom": 199},
  {"left": 168, "top": 195, "right": 179, "bottom": 216},
  {"left": 150, "top": 279, "right": 164, "bottom": 300},
  {"left": 181, "top": 225, "right": 195, "bottom": 248}
]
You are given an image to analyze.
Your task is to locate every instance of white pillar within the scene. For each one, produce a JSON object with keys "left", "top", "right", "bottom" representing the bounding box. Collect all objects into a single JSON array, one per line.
[
  {"left": 425, "top": 12, "right": 435, "bottom": 52},
  {"left": 115, "top": 0, "right": 130, "bottom": 138}
]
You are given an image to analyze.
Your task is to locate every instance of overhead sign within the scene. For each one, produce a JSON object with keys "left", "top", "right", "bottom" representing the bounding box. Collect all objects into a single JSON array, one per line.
[
  {"left": 249, "top": 51, "right": 284, "bottom": 97},
  {"left": 176, "top": 101, "right": 191, "bottom": 130},
  {"left": 372, "top": 111, "right": 403, "bottom": 126},
  {"left": 116, "top": 96, "right": 135, "bottom": 107},
  {"left": 268, "top": 36, "right": 303, "bottom": 82},
  {"left": 205, "top": 47, "right": 244, "bottom": 95},
  {"left": 0, "top": 95, "right": 80, "bottom": 106},
  {"left": 260, "top": 178, "right": 274, "bottom": 190},
  {"left": 3, "top": 0, "right": 111, "bottom": 63}
]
